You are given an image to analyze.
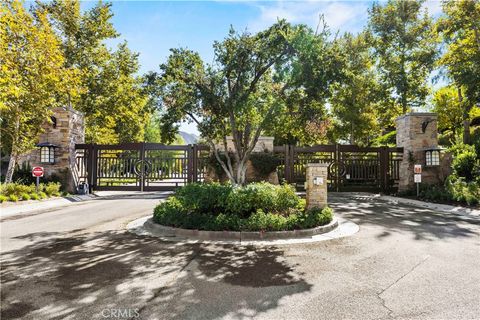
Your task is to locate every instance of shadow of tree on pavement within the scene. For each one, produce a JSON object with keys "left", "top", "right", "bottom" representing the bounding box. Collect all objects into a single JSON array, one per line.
[
  {"left": 1, "top": 230, "right": 311, "bottom": 320},
  {"left": 329, "top": 193, "right": 479, "bottom": 241}
]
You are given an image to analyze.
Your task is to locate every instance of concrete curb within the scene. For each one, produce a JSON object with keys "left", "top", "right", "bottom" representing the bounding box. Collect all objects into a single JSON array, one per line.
[
  {"left": 144, "top": 217, "right": 339, "bottom": 242},
  {"left": 378, "top": 195, "right": 480, "bottom": 218},
  {"left": 127, "top": 216, "right": 359, "bottom": 245},
  {"left": 0, "top": 195, "right": 95, "bottom": 219}
]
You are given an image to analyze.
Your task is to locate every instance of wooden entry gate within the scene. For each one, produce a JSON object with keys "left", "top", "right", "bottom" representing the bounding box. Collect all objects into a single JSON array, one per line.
[
  {"left": 75, "top": 142, "right": 402, "bottom": 193},
  {"left": 75, "top": 143, "right": 209, "bottom": 191},
  {"left": 274, "top": 144, "right": 403, "bottom": 192}
]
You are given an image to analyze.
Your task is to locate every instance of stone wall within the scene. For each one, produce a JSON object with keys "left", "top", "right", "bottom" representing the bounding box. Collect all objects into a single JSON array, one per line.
[
  {"left": 18, "top": 107, "right": 85, "bottom": 192},
  {"left": 395, "top": 112, "right": 452, "bottom": 192},
  {"left": 204, "top": 160, "right": 279, "bottom": 185},
  {"left": 215, "top": 136, "right": 274, "bottom": 153}
]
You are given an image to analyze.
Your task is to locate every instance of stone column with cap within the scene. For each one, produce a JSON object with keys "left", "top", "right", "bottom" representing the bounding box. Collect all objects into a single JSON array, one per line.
[
  {"left": 395, "top": 112, "right": 450, "bottom": 192},
  {"left": 305, "top": 163, "right": 328, "bottom": 209}
]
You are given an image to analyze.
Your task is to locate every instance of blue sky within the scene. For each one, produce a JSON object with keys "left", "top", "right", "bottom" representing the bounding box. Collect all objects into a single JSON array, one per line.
[{"left": 78, "top": 0, "right": 443, "bottom": 134}]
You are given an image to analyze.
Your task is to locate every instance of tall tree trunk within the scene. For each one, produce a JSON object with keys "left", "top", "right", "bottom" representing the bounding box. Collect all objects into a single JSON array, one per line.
[
  {"left": 5, "top": 116, "right": 21, "bottom": 184},
  {"left": 5, "top": 152, "right": 17, "bottom": 184},
  {"left": 458, "top": 87, "right": 471, "bottom": 144}
]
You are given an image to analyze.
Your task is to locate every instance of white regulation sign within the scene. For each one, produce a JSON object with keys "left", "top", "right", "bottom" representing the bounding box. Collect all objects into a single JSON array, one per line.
[{"left": 414, "top": 174, "right": 422, "bottom": 183}]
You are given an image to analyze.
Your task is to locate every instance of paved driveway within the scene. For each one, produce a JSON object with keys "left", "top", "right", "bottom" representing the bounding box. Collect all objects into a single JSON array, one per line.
[{"left": 1, "top": 193, "right": 479, "bottom": 320}]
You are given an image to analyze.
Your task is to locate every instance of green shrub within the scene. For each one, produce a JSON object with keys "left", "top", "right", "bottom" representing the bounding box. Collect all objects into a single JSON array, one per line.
[
  {"left": 445, "top": 175, "right": 479, "bottom": 206},
  {"left": 249, "top": 152, "right": 281, "bottom": 177},
  {"left": 0, "top": 195, "right": 7, "bottom": 203},
  {"left": 451, "top": 149, "right": 478, "bottom": 181},
  {"left": 419, "top": 184, "right": 451, "bottom": 202},
  {"left": 38, "top": 192, "right": 48, "bottom": 199},
  {"left": 43, "top": 182, "right": 61, "bottom": 197},
  {"left": 30, "top": 193, "right": 41, "bottom": 200},
  {"left": 9, "top": 194, "right": 19, "bottom": 202},
  {"left": 175, "top": 183, "right": 231, "bottom": 214},
  {"left": 225, "top": 182, "right": 299, "bottom": 217},
  {"left": 153, "top": 182, "right": 334, "bottom": 231},
  {"left": 20, "top": 193, "right": 31, "bottom": 201},
  {"left": 0, "top": 183, "right": 36, "bottom": 197},
  {"left": 415, "top": 178, "right": 479, "bottom": 206},
  {"left": 12, "top": 162, "right": 35, "bottom": 185},
  {"left": 372, "top": 130, "right": 396, "bottom": 146}
]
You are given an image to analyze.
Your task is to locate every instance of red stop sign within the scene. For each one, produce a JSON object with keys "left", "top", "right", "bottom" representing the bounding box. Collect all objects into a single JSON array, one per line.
[{"left": 32, "top": 167, "right": 44, "bottom": 177}]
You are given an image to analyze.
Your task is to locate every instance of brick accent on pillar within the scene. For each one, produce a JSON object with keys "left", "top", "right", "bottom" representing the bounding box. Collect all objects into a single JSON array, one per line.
[{"left": 305, "top": 163, "right": 328, "bottom": 209}]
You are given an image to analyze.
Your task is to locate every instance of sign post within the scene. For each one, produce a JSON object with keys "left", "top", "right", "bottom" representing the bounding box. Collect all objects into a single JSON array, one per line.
[
  {"left": 32, "top": 167, "right": 44, "bottom": 192},
  {"left": 414, "top": 164, "right": 422, "bottom": 197}
]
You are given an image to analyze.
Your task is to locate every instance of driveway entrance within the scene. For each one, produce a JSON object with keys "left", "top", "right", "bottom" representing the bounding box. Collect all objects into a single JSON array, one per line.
[{"left": 1, "top": 193, "right": 479, "bottom": 320}]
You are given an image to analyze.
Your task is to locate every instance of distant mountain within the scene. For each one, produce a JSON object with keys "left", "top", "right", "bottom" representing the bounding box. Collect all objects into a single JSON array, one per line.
[{"left": 179, "top": 131, "right": 199, "bottom": 144}]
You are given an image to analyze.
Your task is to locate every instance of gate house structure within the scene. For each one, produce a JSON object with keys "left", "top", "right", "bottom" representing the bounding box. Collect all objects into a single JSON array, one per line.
[{"left": 22, "top": 109, "right": 440, "bottom": 193}]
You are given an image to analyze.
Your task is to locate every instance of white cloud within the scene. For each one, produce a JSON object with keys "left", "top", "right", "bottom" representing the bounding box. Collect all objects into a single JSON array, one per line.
[{"left": 247, "top": 1, "right": 370, "bottom": 34}]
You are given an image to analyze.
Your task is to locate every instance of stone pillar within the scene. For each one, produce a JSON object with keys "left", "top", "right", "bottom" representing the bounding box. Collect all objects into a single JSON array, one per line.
[
  {"left": 305, "top": 163, "right": 328, "bottom": 209},
  {"left": 18, "top": 107, "right": 85, "bottom": 193},
  {"left": 395, "top": 112, "right": 442, "bottom": 192}
]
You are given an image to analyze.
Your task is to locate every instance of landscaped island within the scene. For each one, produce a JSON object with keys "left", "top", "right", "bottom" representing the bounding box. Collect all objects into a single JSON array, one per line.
[{"left": 153, "top": 182, "right": 333, "bottom": 232}]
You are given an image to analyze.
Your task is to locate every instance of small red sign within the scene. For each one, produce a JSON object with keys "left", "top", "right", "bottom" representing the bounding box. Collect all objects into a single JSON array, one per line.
[
  {"left": 32, "top": 167, "right": 44, "bottom": 177},
  {"left": 414, "top": 164, "right": 422, "bottom": 174}
]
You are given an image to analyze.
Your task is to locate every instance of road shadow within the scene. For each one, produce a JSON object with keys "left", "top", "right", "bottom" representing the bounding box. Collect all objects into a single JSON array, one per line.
[
  {"left": 329, "top": 193, "right": 480, "bottom": 241},
  {"left": 1, "top": 230, "right": 311, "bottom": 319}
]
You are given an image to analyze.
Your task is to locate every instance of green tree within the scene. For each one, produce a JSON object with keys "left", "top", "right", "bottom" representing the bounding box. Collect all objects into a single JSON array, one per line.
[
  {"left": 143, "top": 111, "right": 185, "bottom": 145},
  {"left": 0, "top": 0, "right": 80, "bottom": 183},
  {"left": 39, "top": 0, "right": 149, "bottom": 143},
  {"left": 264, "top": 21, "right": 341, "bottom": 145},
  {"left": 432, "top": 86, "right": 464, "bottom": 137},
  {"left": 368, "top": 0, "right": 438, "bottom": 114},
  {"left": 157, "top": 22, "right": 296, "bottom": 185},
  {"left": 330, "top": 32, "right": 380, "bottom": 145},
  {"left": 437, "top": 0, "right": 480, "bottom": 144}
]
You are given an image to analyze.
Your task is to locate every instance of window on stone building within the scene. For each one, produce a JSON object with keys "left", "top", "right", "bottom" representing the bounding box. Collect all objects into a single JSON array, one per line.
[{"left": 425, "top": 150, "right": 440, "bottom": 166}]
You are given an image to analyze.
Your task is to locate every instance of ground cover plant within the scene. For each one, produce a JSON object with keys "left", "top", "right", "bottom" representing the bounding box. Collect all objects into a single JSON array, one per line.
[
  {"left": 153, "top": 182, "right": 333, "bottom": 231},
  {"left": 0, "top": 182, "right": 61, "bottom": 203},
  {"left": 401, "top": 142, "right": 480, "bottom": 206}
]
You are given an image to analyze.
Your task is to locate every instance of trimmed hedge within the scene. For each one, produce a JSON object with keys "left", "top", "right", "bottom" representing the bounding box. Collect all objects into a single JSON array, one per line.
[{"left": 153, "top": 182, "right": 333, "bottom": 231}]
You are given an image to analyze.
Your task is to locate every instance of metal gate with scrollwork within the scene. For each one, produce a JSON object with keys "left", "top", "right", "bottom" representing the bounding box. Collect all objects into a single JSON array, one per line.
[
  {"left": 75, "top": 142, "right": 402, "bottom": 193},
  {"left": 75, "top": 143, "right": 209, "bottom": 192},
  {"left": 274, "top": 144, "right": 403, "bottom": 192}
]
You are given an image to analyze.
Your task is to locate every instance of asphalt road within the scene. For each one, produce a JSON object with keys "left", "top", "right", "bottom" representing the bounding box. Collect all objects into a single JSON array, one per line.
[{"left": 1, "top": 193, "right": 479, "bottom": 320}]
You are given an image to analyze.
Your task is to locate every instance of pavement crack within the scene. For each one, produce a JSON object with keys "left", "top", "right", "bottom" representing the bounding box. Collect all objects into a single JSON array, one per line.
[
  {"left": 378, "top": 255, "right": 429, "bottom": 296},
  {"left": 376, "top": 255, "right": 430, "bottom": 318}
]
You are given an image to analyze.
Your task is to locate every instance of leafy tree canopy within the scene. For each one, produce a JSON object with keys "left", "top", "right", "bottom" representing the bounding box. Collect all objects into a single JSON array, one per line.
[
  {"left": 368, "top": 0, "right": 438, "bottom": 114},
  {"left": 38, "top": 0, "right": 149, "bottom": 143},
  {"left": 0, "top": 0, "right": 81, "bottom": 182},
  {"left": 156, "top": 21, "right": 307, "bottom": 184}
]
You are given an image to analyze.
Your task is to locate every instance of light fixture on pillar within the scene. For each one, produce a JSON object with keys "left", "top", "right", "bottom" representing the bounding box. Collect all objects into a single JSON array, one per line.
[
  {"left": 37, "top": 142, "right": 58, "bottom": 164},
  {"left": 425, "top": 147, "right": 441, "bottom": 166}
]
